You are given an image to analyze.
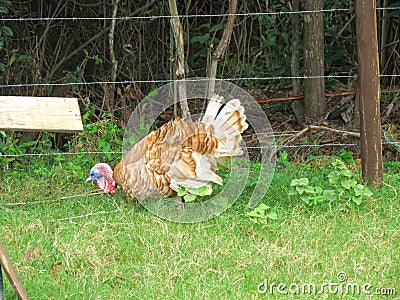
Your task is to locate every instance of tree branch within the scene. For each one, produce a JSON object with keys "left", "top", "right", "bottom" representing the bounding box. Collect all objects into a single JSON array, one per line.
[
  {"left": 207, "top": 0, "right": 238, "bottom": 96},
  {"left": 169, "top": 0, "right": 190, "bottom": 117}
]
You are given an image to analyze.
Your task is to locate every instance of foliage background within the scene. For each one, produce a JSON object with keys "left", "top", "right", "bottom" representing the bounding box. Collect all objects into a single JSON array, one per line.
[{"left": 1, "top": 1, "right": 399, "bottom": 116}]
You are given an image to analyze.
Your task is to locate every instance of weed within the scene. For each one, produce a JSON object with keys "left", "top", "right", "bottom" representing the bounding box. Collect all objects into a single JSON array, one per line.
[
  {"left": 246, "top": 203, "right": 278, "bottom": 224},
  {"left": 289, "top": 158, "right": 373, "bottom": 208}
]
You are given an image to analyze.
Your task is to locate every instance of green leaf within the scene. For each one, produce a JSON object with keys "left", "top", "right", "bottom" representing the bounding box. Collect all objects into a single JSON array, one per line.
[
  {"left": 266, "top": 211, "right": 278, "bottom": 220},
  {"left": 352, "top": 195, "right": 363, "bottom": 205},
  {"left": 363, "top": 188, "right": 373, "bottom": 197},
  {"left": 1, "top": 26, "right": 13, "bottom": 36},
  {"left": 177, "top": 188, "right": 186, "bottom": 197},
  {"left": 298, "top": 178, "right": 309, "bottom": 185},
  {"left": 0, "top": 6, "right": 9, "bottom": 13},
  {"left": 296, "top": 186, "right": 305, "bottom": 195},
  {"left": 187, "top": 186, "right": 210, "bottom": 196},
  {"left": 16, "top": 54, "right": 30, "bottom": 62},
  {"left": 196, "top": 23, "right": 211, "bottom": 30},
  {"left": 341, "top": 179, "right": 357, "bottom": 189},
  {"left": 304, "top": 185, "right": 316, "bottom": 194},
  {"left": 0, "top": 0, "right": 11, "bottom": 6},
  {"left": 257, "top": 203, "right": 269, "bottom": 211},
  {"left": 209, "top": 23, "right": 224, "bottom": 32},
  {"left": 191, "top": 33, "right": 210, "bottom": 44},
  {"left": 290, "top": 177, "right": 309, "bottom": 187},
  {"left": 183, "top": 194, "right": 197, "bottom": 202}
]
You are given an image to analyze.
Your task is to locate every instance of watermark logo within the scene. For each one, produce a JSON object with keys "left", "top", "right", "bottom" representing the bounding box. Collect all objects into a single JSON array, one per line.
[
  {"left": 257, "top": 272, "right": 397, "bottom": 296},
  {"left": 123, "top": 78, "right": 276, "bottom": 223}
]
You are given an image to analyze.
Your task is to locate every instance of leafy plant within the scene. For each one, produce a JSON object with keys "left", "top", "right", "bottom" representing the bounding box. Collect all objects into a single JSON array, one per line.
[
  {"left": 177, "top": 185, "right": 211, "bottom": 203},
  {"left": 65, "top": 50, "right": 103, "bottom": 83},
  {"left": 338, "top": 149, "right": 355, "bottom": 165},
  {"left": 0, "top": 0, "right": 30, "bottom": 79},
  {"left": 279, "top": 151, "right": 294, "bottom": 169},
  {"left": 70, "top": 109, "right": 123, "bottom": 161},
  {"left": 289, "top": 159, "right": 373, "bottom": 208},
  {"left": 246, "top": 203, "right": 278, "bottom": 224}
]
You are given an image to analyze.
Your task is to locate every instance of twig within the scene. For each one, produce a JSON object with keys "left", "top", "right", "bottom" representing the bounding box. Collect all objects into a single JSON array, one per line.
[
  {"left": 108, "top": 0, "right": 120, "bottom": 113},
  {"left": 256, "top": 88, "right": 400, "bottom": 104},
  {"left": 279, "top": 125, "right": 360, "bottom": 148},
  {"left": 280, "top": 127, "right": 309, "bottom": 145},
  {"left": 207, "top": 0, "right": 238, "bottom": 96},
  {"left": 47, "top": 0, "right": 155, "bottom": 80},
  {"left": 307, "top": 125, "right": 361, "bottom": 138}
]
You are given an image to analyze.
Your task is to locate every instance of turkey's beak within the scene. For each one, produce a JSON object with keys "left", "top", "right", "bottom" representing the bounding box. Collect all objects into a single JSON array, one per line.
[{"left": 86, "top": 176, "right": 94, "bottom": 182}]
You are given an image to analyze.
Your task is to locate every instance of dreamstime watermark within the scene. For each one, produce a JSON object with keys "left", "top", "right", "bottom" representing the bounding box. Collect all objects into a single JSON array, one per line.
[
  {"left": 257, "top": 272, "right": 397, "bottom": 296},
  {"left": 123, "top": 78, "right": 276, "bottom": 223}
]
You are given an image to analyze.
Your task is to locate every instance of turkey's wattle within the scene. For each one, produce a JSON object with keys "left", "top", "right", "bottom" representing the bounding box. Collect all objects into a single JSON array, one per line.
[{"left": 86, "top": 95, "right": 248, "bottom": 200}]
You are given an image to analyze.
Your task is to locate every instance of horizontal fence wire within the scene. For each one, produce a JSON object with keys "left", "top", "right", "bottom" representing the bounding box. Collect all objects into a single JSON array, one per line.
[
  {"left": 2, "top": 75, "right": 400, "bottom": 89},
  {"left": 1, "top": 7, "right": 399, "bottom": 22},
  {"left": 1, "top": 142, "right": 399, "bottom": 158}
]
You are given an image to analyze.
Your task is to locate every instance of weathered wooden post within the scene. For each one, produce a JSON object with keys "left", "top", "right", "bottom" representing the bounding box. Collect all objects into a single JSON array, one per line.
[
  {"left": 303, "top": 0, "right": 326, "bottom": 121},
  {"left": 355, "top": 0, "right": 383, "bottom": 185},
  {"left": 0, "top": 264, "right": 4, "bottom": 300},
  {"left": 0, "top": 241, "right": 30, "bottom": 300}
]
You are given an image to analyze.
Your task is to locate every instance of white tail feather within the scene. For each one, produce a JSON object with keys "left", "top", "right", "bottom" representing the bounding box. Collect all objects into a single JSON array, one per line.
[{"left": 202, "top": 95, "right": 248, "bottom": 157}]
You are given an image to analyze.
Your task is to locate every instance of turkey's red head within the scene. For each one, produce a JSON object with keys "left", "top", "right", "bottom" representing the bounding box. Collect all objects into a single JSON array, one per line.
[{"left": 86, "top": 163, "right": 117, "bottom": 194}]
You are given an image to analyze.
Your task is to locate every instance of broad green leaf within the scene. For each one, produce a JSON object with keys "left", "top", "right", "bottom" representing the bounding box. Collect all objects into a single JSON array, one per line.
[
  {"left": 296, "top": 186, "right": 305, "bottom": 195},
  {"left": 304, "top": 185, "right": 316, "bottom": 194},
  {"left": 341, "top": 179, "right": 357, "bottom": 189},
  {"left": 177, "top": 188, "right": 186, "bottom": 197},
  {"left": 257, "top": 203, "right": 269, "bottom": 211},
  {"left": 363, "top": 188, "right": 373, "bottom": 197},
  {"left": 298, "top": 178, "right": 309, "bottom": 185},
  {"left": 183, "top": 194, "right": 196, "bottom": 202},
  {"left": 352, "top": 195, "right": 363, "bottom": 205},
  {"left": 266, "top": 211, "right": 278, "bottom": 220}
]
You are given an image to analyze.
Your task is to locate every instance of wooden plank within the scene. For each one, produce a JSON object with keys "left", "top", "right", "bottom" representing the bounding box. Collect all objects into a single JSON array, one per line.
[
  {"left": 0, "top": 241, "right": 30, "bottom": 300},
  {"left": 355, "top": 0, "right": 383, "bottom": 185},
  {"left": 0, "top": 96, "right": 83, "bottom": 132}
]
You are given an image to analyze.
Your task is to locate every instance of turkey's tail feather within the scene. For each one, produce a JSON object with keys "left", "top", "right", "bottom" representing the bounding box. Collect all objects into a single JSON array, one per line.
[{"left": 202, "top": 94, "right": 248, "bottom": 157}]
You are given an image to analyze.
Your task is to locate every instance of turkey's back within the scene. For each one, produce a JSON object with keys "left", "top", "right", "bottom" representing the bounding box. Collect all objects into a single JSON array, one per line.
[{"left": 113, "top": 117, "right": 221, "bottom": 200}]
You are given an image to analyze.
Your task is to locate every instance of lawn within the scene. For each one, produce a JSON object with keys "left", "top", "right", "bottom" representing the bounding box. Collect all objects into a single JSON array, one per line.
[{"left": 0, "top": 157, "right": 399, "bottom": 299}]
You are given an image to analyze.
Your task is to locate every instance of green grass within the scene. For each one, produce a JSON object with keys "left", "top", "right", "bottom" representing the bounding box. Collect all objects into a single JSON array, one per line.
[{"left": 0, "top": 158, "right": 399, "bottom": 299}]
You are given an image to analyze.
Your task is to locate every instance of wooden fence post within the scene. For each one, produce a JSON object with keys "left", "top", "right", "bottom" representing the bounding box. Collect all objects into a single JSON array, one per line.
[
  {"left": 355, "top": 0, "right": 383, "bottom": 185},
  {"left": 0, "top": 241, "right": 30, "bottom": 299}
]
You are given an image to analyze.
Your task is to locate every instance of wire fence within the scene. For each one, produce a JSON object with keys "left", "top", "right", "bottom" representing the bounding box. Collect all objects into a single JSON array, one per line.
[
  {"left": 1, "top": 142, "right": 399, "bottom": 159},
  {"left": 1, "top": 6, "right": 399, "bottom": 22},
  {"left": 1, "top": 75, "right": 400, "bottom": 89},
  {"left": 1, "top": 4, "right": 399, "bottom": 160}
]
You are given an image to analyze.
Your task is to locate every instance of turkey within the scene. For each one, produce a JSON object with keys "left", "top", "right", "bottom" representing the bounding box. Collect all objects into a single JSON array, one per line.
[{"left": 86, "top": 95, "right": 248, "bottom": 200}]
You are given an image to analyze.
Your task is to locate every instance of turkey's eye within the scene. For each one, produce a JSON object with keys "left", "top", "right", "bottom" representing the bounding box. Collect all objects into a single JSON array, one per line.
[{"left": 90, "top": 171, "right": 95, "bottom": 177}]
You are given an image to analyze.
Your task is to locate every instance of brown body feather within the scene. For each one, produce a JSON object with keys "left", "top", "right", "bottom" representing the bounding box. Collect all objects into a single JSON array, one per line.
[{"left": 113, "top": 97, "right": 248, "bottom": 200}]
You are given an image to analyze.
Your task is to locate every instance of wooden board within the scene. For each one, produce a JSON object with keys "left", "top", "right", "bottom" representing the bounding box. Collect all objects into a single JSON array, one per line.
[{"left": 0, "top": 96, "right": 83, "bottom": 132}]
